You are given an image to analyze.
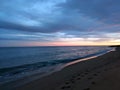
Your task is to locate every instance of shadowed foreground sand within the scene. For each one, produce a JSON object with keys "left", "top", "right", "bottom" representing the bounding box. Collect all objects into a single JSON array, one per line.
[{"left": 0, "top": 46, "right": 120, "bottom": 90}]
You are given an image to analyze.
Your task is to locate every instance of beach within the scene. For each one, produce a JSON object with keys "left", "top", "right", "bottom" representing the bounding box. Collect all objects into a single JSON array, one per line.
[{"left": 0, "top": 46, "right": 120, "bottom": 90}]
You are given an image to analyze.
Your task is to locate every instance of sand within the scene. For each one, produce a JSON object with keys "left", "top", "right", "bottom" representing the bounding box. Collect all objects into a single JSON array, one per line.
[{"left": 0, "top": 46, "right": 120, "bottom": 90}]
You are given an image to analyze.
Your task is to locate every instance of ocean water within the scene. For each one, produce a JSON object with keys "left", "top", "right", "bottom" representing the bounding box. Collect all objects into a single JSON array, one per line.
[{"left": 0, "top": 46, "right": 112, "bottom": 84}]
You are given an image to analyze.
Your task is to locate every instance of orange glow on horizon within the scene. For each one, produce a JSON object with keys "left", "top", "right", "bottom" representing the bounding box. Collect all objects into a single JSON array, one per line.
[
  {"left": 1, "top": 39, "right": 119, "bottom": 47},
  {"left": 23, "top": 40, "right": 120, "bottom": 47}
]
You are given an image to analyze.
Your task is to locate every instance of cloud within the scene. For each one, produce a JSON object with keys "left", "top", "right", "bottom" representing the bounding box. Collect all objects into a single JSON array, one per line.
[
  {"left": 59, "top": 0, "right": 120, "bottom": 23},
  {"left": 0, "top": 0, "right": 120, "bottom": 34},
  {"left": 0, "top": 0, "right": 120, "bottom": 46}
]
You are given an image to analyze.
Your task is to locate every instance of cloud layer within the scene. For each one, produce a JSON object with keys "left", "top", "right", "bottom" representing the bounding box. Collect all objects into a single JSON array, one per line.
[{"left": 0, "top": 0, "right": 120, "bottom": 46}]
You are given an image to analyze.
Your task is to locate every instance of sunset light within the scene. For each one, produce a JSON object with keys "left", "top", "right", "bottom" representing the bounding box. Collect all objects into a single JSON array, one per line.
[{"left": 0, "top": 0, "right": 120, "bottom": 46}]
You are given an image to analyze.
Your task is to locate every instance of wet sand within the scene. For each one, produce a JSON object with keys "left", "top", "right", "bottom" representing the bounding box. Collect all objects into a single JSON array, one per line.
[{"left": 0, "top": 46, "right": 120, "bottom": 90}]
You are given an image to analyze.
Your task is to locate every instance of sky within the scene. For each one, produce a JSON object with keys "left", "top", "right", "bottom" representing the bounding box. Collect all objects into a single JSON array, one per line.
[{"left": 0, "top": 0, "right": 120, "bottom": 47}]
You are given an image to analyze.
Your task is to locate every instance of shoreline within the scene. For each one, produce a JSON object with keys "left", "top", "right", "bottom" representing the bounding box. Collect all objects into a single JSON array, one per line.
[
  {"left": 0, "top": 47, "right": 113, "bottom": 85},
  {"left": 63, "top": 47, "right": 115, "bottom": 68},
  {"left": 0, "top": 46, "right": 120, "bottom": 90},
  {"left": 0, "top": 47, "right": 112, "bottom": 85}
]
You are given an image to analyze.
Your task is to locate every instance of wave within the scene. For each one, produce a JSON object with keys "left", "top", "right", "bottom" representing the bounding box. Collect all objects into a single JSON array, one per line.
[
  {"left": 0, "top": 48, "right": 111, "bottom": 77},
  {"left": 0, "top": 47, "right": 114, "bottom": 85}
]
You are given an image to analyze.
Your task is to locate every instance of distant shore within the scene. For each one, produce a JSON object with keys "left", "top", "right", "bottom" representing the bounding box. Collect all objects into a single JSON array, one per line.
[{"left": 0, "top": 46, "right": 120, "bottom": 90}]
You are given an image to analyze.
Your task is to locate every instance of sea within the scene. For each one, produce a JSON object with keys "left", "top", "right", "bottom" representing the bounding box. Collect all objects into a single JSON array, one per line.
[{"left": 0, "top": 46, "right": 113, "bottom": 84}]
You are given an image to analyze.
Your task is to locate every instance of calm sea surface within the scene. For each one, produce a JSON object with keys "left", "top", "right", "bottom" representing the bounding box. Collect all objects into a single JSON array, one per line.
[{"left": 0, "top": 46, "right": 112, "bottom": 84}]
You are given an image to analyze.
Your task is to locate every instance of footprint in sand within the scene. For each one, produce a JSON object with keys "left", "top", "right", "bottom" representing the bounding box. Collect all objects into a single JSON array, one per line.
[
  {"left": 70, "top": 79, "right": 75, "bottom": 83},
  {"left": 96, "top": 71, "right": 101, "bottom": 74},
  {"left": 65, "top": 81, "right": 70, "bottom": 85},
  {"left": 60, "top": 83, "right": 72, "bottom": 90},
  {"left": 104, "top": 69, "right": 108, "bottom": 71},
  {"left": 61, "top": 85, "right": 71, "bottom": 89},
  {"left": 76, "top": 77, "right": 81, "bottom": 80},
  {"left": 83, "top": 88, "right": 90, "bottom": 90},
  {"left": 88, "top": 77, "right": 93, "bottom": 80},
  {"left": 77, "top": 73, "right": 81, "bottom": 76},
  {"left": 93, "top": 73, "right": 98, "bottom": 76},
  {"left": 85, "top": 70, "right": 90, "bottom": 72},
  {"left": 91, "top": 81, "right": 96, "bottom": 85},
  {"left": 84, "top": 72, "right": 89, "bottom": 75},
  {"left": 81, "top": 74, "right": 85, "bottom": 77},
  {"left": 72, "top": 75, "right": 76, "bottom": 78}
]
